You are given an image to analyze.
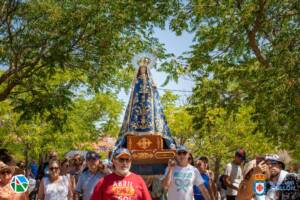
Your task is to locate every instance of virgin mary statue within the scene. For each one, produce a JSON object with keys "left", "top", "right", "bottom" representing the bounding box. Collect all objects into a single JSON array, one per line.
[{"left": 115, "top": 52, "right": 176, "bottom": 149}]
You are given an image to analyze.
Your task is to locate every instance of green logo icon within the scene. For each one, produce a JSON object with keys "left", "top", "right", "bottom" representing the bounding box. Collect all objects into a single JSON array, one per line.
[{"left": 10, "top": 175, "right": 29, "bottom": 193}]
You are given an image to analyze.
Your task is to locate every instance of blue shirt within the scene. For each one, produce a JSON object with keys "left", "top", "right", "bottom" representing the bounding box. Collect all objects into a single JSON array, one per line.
[
  {"left": 75, "top": 170, "right": 104, "bottom": 200},
  {"left": 194, "top": 172, "right": 210, "bottom": 200},
  {"left": 30, "top": 163, "right": 38, "bottom": 178}
]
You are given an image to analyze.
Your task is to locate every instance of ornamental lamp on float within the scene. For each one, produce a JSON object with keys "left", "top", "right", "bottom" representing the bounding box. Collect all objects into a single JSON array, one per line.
[{"left": 131, "top": 52, "right": 157, "bottom": 69}]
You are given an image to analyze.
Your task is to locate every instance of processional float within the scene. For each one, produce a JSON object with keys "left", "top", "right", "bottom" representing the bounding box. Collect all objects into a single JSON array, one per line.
[{"left": 115, "top": 52, "right": 176, "bottom": 175}]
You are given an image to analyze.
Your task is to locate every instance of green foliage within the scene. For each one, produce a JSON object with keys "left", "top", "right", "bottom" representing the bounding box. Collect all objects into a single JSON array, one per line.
[
  {"left": 0, "top": 0, "right": 181, "bottom": 126},
  {"left": 0, "top": 92, "right": 122, "bottom": 160},
  {"left": 161, "top": 91, "right": 195, "bottom": 145},
  {"left": 160, "top": 91, "right": 179, "bottom": 108},
  {"left": 193, "top": 105, "right": 276, "bottom": 162},
  {"left": 163, "top": 0, "right": 300, "bottom": 159},
  {"left": 167, "top": 106, "right": 194, "bottom": 145}
]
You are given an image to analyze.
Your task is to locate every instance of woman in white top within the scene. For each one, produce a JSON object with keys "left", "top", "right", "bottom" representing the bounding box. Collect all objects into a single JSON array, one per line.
[{"left": 37, "top": 160, "right": 72, "bottom": 200}]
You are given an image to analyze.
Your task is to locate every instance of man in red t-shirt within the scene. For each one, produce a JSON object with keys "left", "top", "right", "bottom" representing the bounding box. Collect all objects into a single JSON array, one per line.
[{"left": 90, "top": 148, "right": 151, "bottom": 200}]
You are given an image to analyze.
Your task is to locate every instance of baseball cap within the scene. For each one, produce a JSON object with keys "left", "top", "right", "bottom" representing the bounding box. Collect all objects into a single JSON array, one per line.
[
  {"left": 265, "top": 154, "right": 285, "bottom": 169},
  {"left": 196, "top": 156, "right": 209, "bottom": 163},
  {"left": 113, "top": 148, "right": 131, "bottom": 159},
  {"left": 176, "top": 145, "right": 189, "bottom": 153},
  {"left": 86, "top": 151, "right": 99, "bottom": 160},
  {"left": 235, "top": 148, "right": 246, "bottom": 161}
]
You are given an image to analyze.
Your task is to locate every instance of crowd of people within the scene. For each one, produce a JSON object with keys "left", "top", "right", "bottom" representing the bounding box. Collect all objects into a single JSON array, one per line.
[{"left": 0, "top": 147, "right": 299, "bottom": 200}]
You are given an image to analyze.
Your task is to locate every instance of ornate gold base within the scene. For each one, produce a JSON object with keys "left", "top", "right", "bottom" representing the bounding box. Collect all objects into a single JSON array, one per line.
[
  {"left": 127, "top": 134, "right": 163, "bottom": 150},
  {"left": 131, "top": 149, "right": 176, "bottom": 164}
]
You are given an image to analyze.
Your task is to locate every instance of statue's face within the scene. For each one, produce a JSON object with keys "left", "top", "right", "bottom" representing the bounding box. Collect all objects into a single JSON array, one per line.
[
  {"left": 139, "top": 66, "right": 147, "bottom": 75},
  {"left": 138, "top": 58, "right": 150, "bottom": 75}
]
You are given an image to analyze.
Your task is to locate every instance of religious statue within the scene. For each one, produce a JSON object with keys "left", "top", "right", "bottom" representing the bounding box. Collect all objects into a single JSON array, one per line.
[
  {"left": 115, "top": 52, "right": 176, "bottom": 149},
  {"left": 114, "top": 52, "right": 176, "bottom": 175}
]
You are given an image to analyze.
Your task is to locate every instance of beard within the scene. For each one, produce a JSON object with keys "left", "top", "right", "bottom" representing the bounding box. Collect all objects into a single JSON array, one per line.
[
  {"left": 270, "top": 170, "right": 280, "bottom": 179},
  {"left": 89, "top": 165, "right": 98, "bottom": 172},
  {"left": 116, "top": 166, "right": 130, "bottom": 176}
]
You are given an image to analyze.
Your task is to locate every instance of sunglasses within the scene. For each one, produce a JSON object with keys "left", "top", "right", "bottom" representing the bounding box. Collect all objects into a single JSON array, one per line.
[
  {"left": 117, "top": 158, "right": 131, "bottom": 163},
  {"left": 267, "top": 161, "right": 279, "bottom": 166},
  {"left": 0, "top": 170, "right": 11, "bottom": 175},
  {"left": 49, "top": 167, "right": 59, "bottom": 171},
  {"left": 177, "top": 151, "right": 188, "bottom": 155}
]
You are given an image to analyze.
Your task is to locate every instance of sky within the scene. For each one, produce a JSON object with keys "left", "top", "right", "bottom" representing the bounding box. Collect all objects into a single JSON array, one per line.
[{"left": 118, "top": 26, "right": 195, "bottom": 108}]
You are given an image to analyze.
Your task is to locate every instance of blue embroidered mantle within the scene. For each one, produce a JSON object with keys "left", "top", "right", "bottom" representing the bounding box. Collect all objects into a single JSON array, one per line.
[{"left": 116, "top": 72, "right": 176, "bottom": 148}]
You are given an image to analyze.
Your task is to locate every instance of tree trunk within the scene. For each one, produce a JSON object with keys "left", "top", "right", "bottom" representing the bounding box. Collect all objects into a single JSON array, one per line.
[
  {"left": 24, "top": 143, "right": 29, "bottom": 177},
  {"left": 214, "top": 156, "right": 221, "bottom": 182},
  {"left": 211, "top": 156, "right": 221, "bottom": 199}
]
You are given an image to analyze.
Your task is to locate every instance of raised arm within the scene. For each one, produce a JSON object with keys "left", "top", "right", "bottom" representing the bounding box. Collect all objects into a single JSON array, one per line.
[
  {"left": 37, "top": 178, "right": 45, "bottom": 200},
  {"left": 161, "top": 159, "right": 175, "bottom": 190}
]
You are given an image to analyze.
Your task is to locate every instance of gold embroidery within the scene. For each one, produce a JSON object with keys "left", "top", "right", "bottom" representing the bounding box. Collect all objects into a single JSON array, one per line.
[
  {"left": 132, "top": 152, "right": 154, "bottom": 159},
  {"left": 137, "top": 137, "right": 152, "bottom": 149},
  {"left": 155, "top": 151, "right": 176, "bottom": 159}
]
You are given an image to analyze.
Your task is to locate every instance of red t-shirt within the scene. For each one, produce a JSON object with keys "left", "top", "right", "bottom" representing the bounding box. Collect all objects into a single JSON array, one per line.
[{"left": 90, "top": 172, "right": 152, "bottom": 200}]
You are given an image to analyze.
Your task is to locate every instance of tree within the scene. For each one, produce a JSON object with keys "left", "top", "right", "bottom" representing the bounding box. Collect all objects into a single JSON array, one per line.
[
  {"left": 193, "top": 105, "right": 276, "bottom": 178},
  {"left": 0, "top": 92, "right": 122, "bottom": 161},
  {"left": 162, "top": 0, "right": 300, "bottom": 156},
  {"left": 0, "top": 0, "right": 181, "bottom": 124},
  {"left": 161, "top": 91, "right": 195, "bottom": 145},
  {"left": 166, "top": 106, "right": 195, "bottom": 145}
]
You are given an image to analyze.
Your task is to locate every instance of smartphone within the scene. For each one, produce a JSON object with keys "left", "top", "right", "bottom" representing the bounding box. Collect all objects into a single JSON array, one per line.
[{"left": 169, "top": 158, "right": 176, "bottom": 167}]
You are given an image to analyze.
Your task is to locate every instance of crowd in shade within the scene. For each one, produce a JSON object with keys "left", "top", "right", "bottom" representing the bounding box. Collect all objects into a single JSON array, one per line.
[{"left": 0, "top": 147, "right": 299, "bottom": 200}]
